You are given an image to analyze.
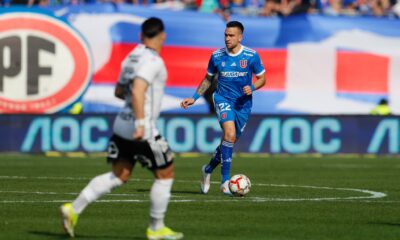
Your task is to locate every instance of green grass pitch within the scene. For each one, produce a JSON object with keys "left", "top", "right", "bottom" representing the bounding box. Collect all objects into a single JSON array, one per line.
[{"left": 0, "top": 153, "right": 399, "bottom": 240}]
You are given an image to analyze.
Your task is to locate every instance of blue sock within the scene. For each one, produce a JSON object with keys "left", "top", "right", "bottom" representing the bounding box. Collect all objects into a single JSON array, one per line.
[
  {"left": 220, "top": 140, "right": 234, "bottom": 183},
  {"left": 205, "top": 146, "right": 221, "bottom": 174}
]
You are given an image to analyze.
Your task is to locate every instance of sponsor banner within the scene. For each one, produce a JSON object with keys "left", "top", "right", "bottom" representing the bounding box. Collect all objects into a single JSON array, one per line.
[
  {"left": 54, "top": 5, "right": 400, "bottom": 115},
  {"left": 0, "top": 9, "right": 92, "bottom": 113},
  {"left": 2, "top": 6, "right": 400, "bottom": 114},
  {"left": 0, "top": 114, "right": 399, "bottom": 154}
]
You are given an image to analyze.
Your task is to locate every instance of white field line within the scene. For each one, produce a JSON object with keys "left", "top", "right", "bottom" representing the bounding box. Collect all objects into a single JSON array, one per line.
[
  {"left": 0, "top": 175, "right": 388, "bottom": 203},
  {"left": 0, "top": 198, "right": 399, "bottom": 204},
  {"left": 0, "top": 190, "right": 150, "bottom": 197}
]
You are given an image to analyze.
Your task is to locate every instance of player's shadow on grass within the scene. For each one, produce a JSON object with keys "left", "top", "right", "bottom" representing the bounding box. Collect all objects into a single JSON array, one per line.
[
  {"left": 136, "top": 188, "right": 200, "bottom": 194},
  {"left": 369, "top": 222, "right": 400, "bottom": 227},
  {"left": 28, "top": 231, "right": 146, "bottom": 239}
]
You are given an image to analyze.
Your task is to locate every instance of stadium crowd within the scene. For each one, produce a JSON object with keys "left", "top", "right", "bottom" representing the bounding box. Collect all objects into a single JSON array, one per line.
[{"left": 1, "top": 0, "right": 400, "bottom": 18}]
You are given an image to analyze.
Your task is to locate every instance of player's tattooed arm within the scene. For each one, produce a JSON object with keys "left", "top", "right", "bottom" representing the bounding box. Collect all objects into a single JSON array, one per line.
[
  {"left": 180, "top": 74, "right": 214, "bottom": 109},
  {"left": 195, "top": 74, "right": 213, "bottom": 95}
]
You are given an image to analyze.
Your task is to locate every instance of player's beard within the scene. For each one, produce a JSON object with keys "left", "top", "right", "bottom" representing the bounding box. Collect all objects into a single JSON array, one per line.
[
  {"left": 226, "top": 42, "right": 234, "bottom": 50},
  {"left": 226, "top": 42, "right": 238, "bottom": 52}
]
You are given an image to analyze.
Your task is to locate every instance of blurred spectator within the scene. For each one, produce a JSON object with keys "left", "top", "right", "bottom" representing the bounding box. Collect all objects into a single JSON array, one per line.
[
  {"left": 245, "top": 0, "right": 265, "bottom": 15},
  {"left": 152, "top": 0, "right": 186, "bottom": 10},
  {"left": 278, "top": 0, "right": 312, "bottom": 16},
  {"left": 131, "top": 0, "right": 152, "bottom": 4},
  {"left": 198, "top": 0, "right": 219, "bottom": 12},
  {"left": 6, "top": 0, "right": 30, "bottom": 5},
  {"left": 230, "top": 0, "right": 246, "bottom": 14},
  {"left": 370, "top": 98, "right": 391, "bottom": 115},
  {"left": 6, "top": 0, "right": 82, "bottom": 6},
  {"left": 393, "top": 0, "right": 400, "bottom": 16},
  {"left": 1, "top": 0, "right": 398, "bottom": 19},
  {"left": 321, "top": 0, "right": 344, "bottom": 15},
  {"left": 215, "top": 0, "right": 231, "bottom": 21},
  {"left": 259, "top": 0, "right": 281, "bottom": 16},
  {"left": 182, "top": 0, "right": 198, "bottom": 9},
  {"left": 1, "top": 0, "right": 12, "bottom": 6},
  {"left": 290, "top": 0, "right": 313, "bottom": 14}
]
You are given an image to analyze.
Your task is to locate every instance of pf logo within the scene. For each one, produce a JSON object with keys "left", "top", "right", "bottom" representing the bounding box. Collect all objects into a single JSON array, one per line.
[{"left": 0, "top": 12, "right": 92, "bottom": 113}]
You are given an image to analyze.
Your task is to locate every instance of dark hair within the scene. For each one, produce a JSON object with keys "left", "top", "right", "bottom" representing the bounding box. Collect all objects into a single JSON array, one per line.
[
  {"left": 226, "top": 21, "right": 244, "bottom": 33},
  {"left": 379, "top": 98, "right": 388, "bottom": 105},
  {"left": 142, "top": 17, "right": 164, "bottom": 39}
]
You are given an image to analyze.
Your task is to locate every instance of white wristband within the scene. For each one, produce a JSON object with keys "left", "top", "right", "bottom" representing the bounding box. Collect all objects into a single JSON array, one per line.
[{"left": 135, "top": 119, "right": 145, "bottom": 128}]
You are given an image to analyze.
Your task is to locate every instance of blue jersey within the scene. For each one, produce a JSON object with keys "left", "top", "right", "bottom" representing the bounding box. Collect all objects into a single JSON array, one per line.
[{"left": 207, "top": 45, "right": 265, "bottom": 107}]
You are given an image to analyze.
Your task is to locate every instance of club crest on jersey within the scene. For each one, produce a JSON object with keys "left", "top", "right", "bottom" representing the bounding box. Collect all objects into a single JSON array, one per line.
[
  {"left": 221, "top": 112, "right": 227, "bottom": 119},
  {"left": 240, "top": 60, "right": 247, "bottom": 68},
  {"left": 222, "top": 62, "right": 225, "bottom": 67}
]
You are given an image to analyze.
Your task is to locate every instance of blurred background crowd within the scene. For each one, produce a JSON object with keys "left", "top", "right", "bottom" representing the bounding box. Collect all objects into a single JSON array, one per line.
[{"left": 2, "top": 0, "right": 400, "bottom": 19}]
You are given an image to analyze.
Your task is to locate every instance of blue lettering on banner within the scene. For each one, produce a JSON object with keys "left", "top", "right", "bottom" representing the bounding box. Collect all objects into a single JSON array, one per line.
[
  {"left": 159, "top": 117, "right": 220, "bottom": 153},
  {"left": 250, "top": 119, "right": 280, "bottom": 153},
  {"left": 196, "top": 118, "right": 220, "bottom": 152},
  {"left": 81, "top": 118, "right": 108, "bottom": 151},
  {"left": 282, "top": 118, "right": 311, "bottom": 154},
  {"left": 5, "top": 115, "right": 399, "bottom": 154},
  {"left": 368, "top": 119, "right": 399, "bottom": 154},
  {"left": 21, "top": 117, "right": 51, "bottom": 152},
  {"left": 52, "top": 117, "right": 80, "bottom": 151},
  {"left": 21, "top": 116, "right": 109, "bottom": 152},
  {"left": 313, "top": 118, "right": 340, "bottom": 154},
  {"left": 166, "top": 117, "right": 195, "bottom": 152},
  {"left": 250, "top": 118, "right": 341, "bottom": 154}
]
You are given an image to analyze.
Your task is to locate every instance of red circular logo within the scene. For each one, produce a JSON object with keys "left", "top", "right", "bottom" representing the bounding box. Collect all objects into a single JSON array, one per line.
[{"left": 0, "top": 12, "right": 92, "bottom": 113}]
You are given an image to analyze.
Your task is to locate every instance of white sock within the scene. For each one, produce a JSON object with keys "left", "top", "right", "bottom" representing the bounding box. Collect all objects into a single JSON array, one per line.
[
  {"left": 72, "top": 172, "right": 123, "bottom": 214},
  {"left": 149, "top": 178, "right": 173, "bottom": 231}
]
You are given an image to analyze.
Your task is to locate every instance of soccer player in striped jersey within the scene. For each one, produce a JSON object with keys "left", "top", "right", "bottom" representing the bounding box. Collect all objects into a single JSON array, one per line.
[
  {"left": 60, "top": 17, "right": 183, "bottom": 239},
  {"left": 181, "top": 20, "right": 266, "bottom": 195}
]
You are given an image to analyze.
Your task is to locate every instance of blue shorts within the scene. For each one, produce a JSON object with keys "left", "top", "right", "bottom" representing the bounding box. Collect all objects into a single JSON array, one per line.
[{"left": 213, "top": 93, "right": 251, "bottom": 139}]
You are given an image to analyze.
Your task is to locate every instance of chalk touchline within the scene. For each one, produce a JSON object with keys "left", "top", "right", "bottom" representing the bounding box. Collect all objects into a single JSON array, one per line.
[{"left": 0, "top": 175, "right": 387, "bottom": 203}]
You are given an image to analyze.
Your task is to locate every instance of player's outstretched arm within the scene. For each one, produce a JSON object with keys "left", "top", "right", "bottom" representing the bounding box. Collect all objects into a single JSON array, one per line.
[
  {"left": 180, "top": 74, "right": 213, "bottom": 109},
  {"left": 180, "top": 98, "right": 195, "bottom": 109}
]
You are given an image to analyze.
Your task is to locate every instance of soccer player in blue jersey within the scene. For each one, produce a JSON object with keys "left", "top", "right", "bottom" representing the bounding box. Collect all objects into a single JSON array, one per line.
[{"left": 180, "top": 21, "right": 266, "bottom": 195}]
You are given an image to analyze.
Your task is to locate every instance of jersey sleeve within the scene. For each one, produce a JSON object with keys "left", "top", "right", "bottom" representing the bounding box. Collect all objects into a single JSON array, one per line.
[
  {"left": 135, "top": 56, "right": 163, "bottom": 84},
  {"left": 252, "top": 52, "right": 265, "bottom": 76},
  {"left": 206, "top": 55, "right": 217, "bottom": 76}
]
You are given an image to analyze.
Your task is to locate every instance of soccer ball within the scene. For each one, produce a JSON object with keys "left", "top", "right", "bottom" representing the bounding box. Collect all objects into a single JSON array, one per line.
[{"left": 229, "top": 174, "right": 251, "bottom": 197}]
